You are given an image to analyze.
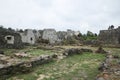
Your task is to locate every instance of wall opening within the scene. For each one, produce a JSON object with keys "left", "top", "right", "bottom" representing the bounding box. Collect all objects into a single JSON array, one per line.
[
  {"left": 7, "top": 37, "right": 12, "bottom": 40},
  {"left": 30, "top": 37, "right": 33, "bottom": 41},
  {"left": 5, "top": 35, "right": 14, "bottom": 44}
]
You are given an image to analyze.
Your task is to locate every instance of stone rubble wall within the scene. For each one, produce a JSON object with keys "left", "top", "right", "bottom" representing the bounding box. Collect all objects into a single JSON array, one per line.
[
  {"left": 98, "top": 27, "right": 120, "bottom": 44},
  {"left": 42, "top": 29, "right": 58, "bottom": 44},
  {"left": 0, "top": 29, "right": 23, "bottom": 49},
  {"left": 96, "top": 53, "right": 120, "bottom": 80},
  {"left": 0, "top": 48, "right": 93, "bottom": 79},
  {"left": 19, "top": 29, "right": 80, "bottom": 44},
  {"left": 19, "top": 29, "right": 36, "bottom": 44}
]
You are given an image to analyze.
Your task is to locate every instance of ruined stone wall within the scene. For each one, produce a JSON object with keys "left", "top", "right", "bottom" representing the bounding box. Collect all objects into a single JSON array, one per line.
[
  {"left": 57, "top": 31, "right": 67, "bottom": 41},
  {"left": 66, "top": 29, "right": 74, "bottom": 37},
  {"left": 0, "top": 27, "right": 23, "bottom": 48},
  {"left": 0, "top": 48, "right": 93, "bottom": 79},
  {"left": 42, "top": 29, "right": 58, "bottom": 44},
  {"left": 17, "top": 29, "right": 81, "bottom": 45},
  {"left": 19, "top": 29, "right": 36, "bottom": 44},
  {"left": 98, "top": 27, "right": 120, "bottom": 44},
  {"left": 96, "top": 53, "right": 120, "bottom": 80},
  {"left": 34, "top": 30, "right": 41, "bottom": 42}
]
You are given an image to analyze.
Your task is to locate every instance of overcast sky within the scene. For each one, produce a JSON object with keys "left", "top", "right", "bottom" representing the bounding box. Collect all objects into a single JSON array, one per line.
[{"left": 0, "top": 0, "right": 120, "bottom": 34}]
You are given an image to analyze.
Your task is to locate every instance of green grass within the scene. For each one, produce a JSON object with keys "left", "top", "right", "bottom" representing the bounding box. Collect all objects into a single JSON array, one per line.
[
  {"left": 0, "top": 48, "right": 18, "bottom": 56},
  {"left": 7, "top": 53, "right": 105, "bottom": 80},
  {"left": 2, "top": 46, "right": 120, "bottom": 80},
  {"left": 27, "top": 49, "right": 53, "bottom": 56},
  {"left": 0, "top": 48, "right": 53, "bottom": 57}
]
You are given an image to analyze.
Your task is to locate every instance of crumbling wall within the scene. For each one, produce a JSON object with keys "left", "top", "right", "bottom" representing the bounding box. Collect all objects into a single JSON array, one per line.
[
  {"left": 98, "top": 27, "right": 120, "bottom": 44},
  {"left": 18, "top": 29, "right": 80, "bottom": 45},
  {"left": 42, "top": 29, "right": 58, "bottom": 44},
  {"left": 19, "top": 29, "right": 36, "bottom": 44},
  {"left": 0, "top": 27, "right": 23, "bottom": 48},
  {"left": 96, "top": 53, "right": 120, "bottom": 80},
  {"left": 33, "top": 30, "right": 41, "bottom": 42},
  {"left": 5, "top": 35, "right": 14, "bottom": 44},
  {"left": 0, "top": 48, "right": 93, "bottom": 79}
]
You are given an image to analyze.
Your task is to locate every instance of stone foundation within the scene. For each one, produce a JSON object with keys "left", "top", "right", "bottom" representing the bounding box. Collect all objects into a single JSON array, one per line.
[{"left": 0, "top": 48, "right": 93, "bottom": 79}]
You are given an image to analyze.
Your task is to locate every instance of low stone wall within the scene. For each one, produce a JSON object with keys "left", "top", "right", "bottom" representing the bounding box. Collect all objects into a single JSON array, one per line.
[
  {"left": 96, "top": 53, "right": 120, "bottom": 80},
  {"left": 30, "top": 55, "right": 53, "bottom": 67},
  {"left": 0, "top": 55, "right": 53, "bottom": 79},
  {"left": 0, "top": 48, "right": 93, "bottom": 79},
  {"left": 63, "top": 48, "right": 93, "bottom": 56}
]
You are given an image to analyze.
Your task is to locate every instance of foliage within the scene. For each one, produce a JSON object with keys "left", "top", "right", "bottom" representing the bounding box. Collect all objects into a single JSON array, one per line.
[
  {"left": 37, "top": 39, "right": 50, "bottom": 44},
  {"left": 28, "top": 49, "right": 53, "bottom": 56},
  {"left": 80, "top": 31, "right": 98, "bottom": 41},
  {"left": 62, "top": 36, "right": 79, "bottom": 45}
]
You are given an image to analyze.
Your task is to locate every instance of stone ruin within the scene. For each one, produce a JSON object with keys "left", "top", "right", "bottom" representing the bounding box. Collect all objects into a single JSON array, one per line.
[
  {"left": 18, "top": 28, "right": 80, "bottom": 45},
  {"left": 42, "top": 29, "right": 58, "bottom": 44},
  {"left": 98, "top": 26, "right": 120, "bottom": 45},
  {"left": 0, "top": 48, "right": 93, "bottom": 79},
  {"left": 63, "top": 48, "right": 93, "bottom": 56},
  {"left": 0, "top": 27, "right": 22, "bottom": 49},
  {"left": 0, "top": 26, "right": 83, "bottom": 48},
  {"left": 0, "top": 53, "right": 53, "bottom": 79},
  {"left": 19, "top": 29, "right": 37, "bottom": 44},
  {"left": 95, "top": 46, "right": 107, "bottom": 54},
  {"left": 96, "top": 52, "right": 120, "bottom": 80},
  {"left": 0, "top": 26, "right": 81, "bottom": 46}
]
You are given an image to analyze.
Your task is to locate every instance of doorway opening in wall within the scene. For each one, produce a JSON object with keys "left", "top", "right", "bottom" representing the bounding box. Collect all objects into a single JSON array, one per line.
[
  {"left": 30, "top": 37, "right": 33, "bottom": 41},
  {"left": 7, "top": 37, "right": 12, "bottom": 40}
]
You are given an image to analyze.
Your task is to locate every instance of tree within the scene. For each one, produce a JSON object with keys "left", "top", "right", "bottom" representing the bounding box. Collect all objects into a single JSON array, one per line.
[{"left": 87, "top": 31, "right": 94, "bottom": 37}]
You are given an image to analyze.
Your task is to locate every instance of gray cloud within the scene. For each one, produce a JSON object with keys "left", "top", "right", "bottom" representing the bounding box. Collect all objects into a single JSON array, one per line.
[{"left": 0, "top": 0, "right": 120, "bottom": 33}]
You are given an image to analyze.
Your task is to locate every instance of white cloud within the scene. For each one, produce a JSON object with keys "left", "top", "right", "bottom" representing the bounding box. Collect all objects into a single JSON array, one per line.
[{"left": 0, "top": 0, "right": 120, "bottom": 34}]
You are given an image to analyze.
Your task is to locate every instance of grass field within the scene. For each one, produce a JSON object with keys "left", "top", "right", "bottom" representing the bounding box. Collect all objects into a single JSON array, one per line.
[
  {"left": 2, "top": 45, "right": 120, "bottom": 80},
  {"left": 0, "top": 47, "right": 53, "bottom": 57},
  {"left": 27, "top": 49, "right": 53, "bottom": 57},
  {"left": 7, "top": 52, "right": 105, "bottom": 80}
]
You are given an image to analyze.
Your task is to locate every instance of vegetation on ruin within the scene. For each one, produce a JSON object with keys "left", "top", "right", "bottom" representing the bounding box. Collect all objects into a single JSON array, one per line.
[
  {"left": 62, "top": 36, "right": 79, "bottom": 45},
  {"left": 0, "top": 26, "right": 120, "bottom": 80},
  {"left": 0, "top": 45, "right": 119, "bottom": 80}
]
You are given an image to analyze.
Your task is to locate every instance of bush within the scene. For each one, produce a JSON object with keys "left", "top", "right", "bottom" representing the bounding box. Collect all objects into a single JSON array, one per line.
[{"left": 62, "top": 36, "right": 78, "bottom": 45}]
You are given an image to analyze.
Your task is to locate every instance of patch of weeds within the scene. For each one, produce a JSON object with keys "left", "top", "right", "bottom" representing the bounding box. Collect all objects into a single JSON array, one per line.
[
  {"left": 7, "top": 72, "right": 38, "bottom": 80},
  {"left": 28, "top": 49, "right": 53, "bottom": 56}
]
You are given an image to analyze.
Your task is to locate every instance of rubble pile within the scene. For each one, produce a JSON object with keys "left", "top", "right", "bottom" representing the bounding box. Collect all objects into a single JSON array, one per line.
[
  {"left": 95, "top": 46, "right": 107, "bottom": 54},
  {"left": 63, "top": 48, "right": 93, "bottom": 56},
  {"left": 96, "top": 53, "right": 120, "bottom": 80}
]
